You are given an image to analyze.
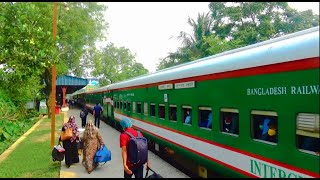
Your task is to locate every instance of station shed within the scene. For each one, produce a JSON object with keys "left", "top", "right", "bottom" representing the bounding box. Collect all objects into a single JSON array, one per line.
[{"left": 56, "top": 75, "right": 89, "bottom": 107}]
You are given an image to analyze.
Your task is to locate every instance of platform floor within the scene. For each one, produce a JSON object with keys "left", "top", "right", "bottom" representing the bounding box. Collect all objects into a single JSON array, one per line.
[{"left": 60, "top": 108, "right": 189, "bottom": 178}]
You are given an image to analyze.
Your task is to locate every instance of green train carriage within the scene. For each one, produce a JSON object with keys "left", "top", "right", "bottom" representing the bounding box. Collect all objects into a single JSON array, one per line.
[{"left": 73, "top": 26, "right": 319, "bottom": 178}]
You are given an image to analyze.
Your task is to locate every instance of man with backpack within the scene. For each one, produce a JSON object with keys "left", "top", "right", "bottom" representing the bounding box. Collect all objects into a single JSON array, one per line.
[
  {"left": 80, "top": 107, "right": 88, "bottom": 128},
  {"left": 93, "top": 102, "right": 103, "bottom": 128},
  {"left": 119, "top": 117, "right": 150, "bottom": 178}
]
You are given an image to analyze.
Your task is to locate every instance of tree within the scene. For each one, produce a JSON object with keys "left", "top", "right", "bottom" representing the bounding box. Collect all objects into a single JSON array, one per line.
[
  {"left": 91, "top": 43, "right": 149, "bottom": 86},
  {"left": 157, "top": 12, "right": 213, "bottom": 70},
  {"left": 0, "top": 2, "right": 58, "bottom": 110},
  {"left": 157, "top": 2, "right": 319, "bottom": 70},
  {"left": 208, "top": 2, "right": 319, "bottom": 45},
  {"left": 0, "top": 2, "right": 108, "bottom": 115}
]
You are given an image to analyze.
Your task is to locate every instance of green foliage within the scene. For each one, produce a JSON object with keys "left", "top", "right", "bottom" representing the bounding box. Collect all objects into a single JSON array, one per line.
[
  {"left": 0, "top": 114, "right": 63, "bottom": 178},
  {"left": 157, "top": 2, "right": 319, "bottom": 71},
  {"left": 55, "top": 2, "right": 108, "bottom": 77},
  {"left": 0, "top": 89, "right": 39, "bottom": 146},
  {"left": 0, "top": 2, "right": 108, "bottom": 114},
  {"left": 91, "top": 43, "right": 149, "bottom": 85},
  {"left": 0, "top": 90, "right": 16, "bottom": 118}
]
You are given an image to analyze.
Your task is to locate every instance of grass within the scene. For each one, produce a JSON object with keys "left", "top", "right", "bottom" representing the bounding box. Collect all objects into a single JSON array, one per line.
[{"left": 0, "top": 113, "right": 64, "bottom": 178}]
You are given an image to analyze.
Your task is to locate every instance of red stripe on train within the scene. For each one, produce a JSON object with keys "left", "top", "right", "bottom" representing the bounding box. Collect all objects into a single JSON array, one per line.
[{"left": 87, "top": 57, "right": 319, "bottom": 94}]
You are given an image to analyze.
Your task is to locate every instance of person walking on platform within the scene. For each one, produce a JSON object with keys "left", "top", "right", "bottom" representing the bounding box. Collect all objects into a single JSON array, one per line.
[
  {"left": 119, "top": 117, "right": 150, "bottom": 178},
  {"left": 82, "top": 120, "right": 105, "bottom": 174},
  {"left": 93, "top": 102, "right": 103, "bottom": 128},
  {"left": 80, "top": 107, "right": 89, "bottom": 128},
  {"left": 59, "top": 115, "right": 80, "bottom": 168}
]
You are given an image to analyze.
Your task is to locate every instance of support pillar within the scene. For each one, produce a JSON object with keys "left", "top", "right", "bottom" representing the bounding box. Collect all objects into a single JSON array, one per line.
[{"left": 62, "top": 86, "right": 67, "bottom": 107}]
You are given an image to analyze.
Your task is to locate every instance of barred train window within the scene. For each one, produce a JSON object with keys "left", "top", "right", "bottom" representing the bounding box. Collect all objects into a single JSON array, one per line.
[
  {"left": 159, "top": 104, "right": 165, "bottom": 119},
  {"left": 144, "top": 102, "right": 148, "bottom": 116},
  {"left": 296, "top": 113, "right": 319, "bottom": 155},
  {"left": 150, "top": 103, "right": 156, "bottom": 117},
  {"left": 198, "top": 107, "right": 212, "bottom": 129},
  {"left": 116, "top": 101, "right": 119, "bottom": 109},
  {"left": 169, "top": 105, "right": 177, "bottom": 121},
  {"left": 137, "top": 102, "right": 142, "bottom": 114},
  {"left": 120, "top": 101, "right": 123, "bottom": 110},
  {"left": 182, "top": 106, "right": 192, "bottom": 125},
  {"left": 220, "top": 108, "right": 239, "bottom": 135},
  {"left": 251, "top": 110, "right": 278, "bottom": 144},
  {"left": 124, "top": 101, "right": 127, "bottom": 110},
  {"left": 127, "top": 102, "right": 131, "bottom": 112}
]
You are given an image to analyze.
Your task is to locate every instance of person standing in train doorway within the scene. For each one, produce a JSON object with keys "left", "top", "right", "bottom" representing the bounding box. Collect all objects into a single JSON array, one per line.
[{"left": 93, "top": 102, "right": 103, "bottom": 128}]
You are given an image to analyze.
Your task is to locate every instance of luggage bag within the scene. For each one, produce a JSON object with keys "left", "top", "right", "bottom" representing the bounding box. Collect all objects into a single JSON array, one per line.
[{"left": 145, "top": 167, "right": 163, "bottom": 178}]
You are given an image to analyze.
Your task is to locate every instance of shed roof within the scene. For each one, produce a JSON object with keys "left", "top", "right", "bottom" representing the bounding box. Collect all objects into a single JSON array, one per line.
[{"left": 56, "top": 75, "right": 89, "bottom": 86}]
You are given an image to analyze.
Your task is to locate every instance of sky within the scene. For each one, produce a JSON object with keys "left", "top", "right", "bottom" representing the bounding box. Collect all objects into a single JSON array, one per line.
[{"left": 98, "top": 2, "right": 319, "bottom": 73}]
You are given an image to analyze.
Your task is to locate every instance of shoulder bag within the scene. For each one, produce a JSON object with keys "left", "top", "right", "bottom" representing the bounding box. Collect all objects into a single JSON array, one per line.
[{"left": 61, "top": 128, "right": 73, "bottom": 141}]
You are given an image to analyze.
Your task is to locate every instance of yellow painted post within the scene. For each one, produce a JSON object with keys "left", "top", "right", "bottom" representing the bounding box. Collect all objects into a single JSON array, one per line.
[{"left": 51, "top": 2, "right": 57, "bottom": 148}]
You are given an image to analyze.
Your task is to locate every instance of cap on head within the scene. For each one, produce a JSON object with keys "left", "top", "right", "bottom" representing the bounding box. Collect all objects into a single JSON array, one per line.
[{"left": 120, "top": 117, "right": 133, "bottom": 129}]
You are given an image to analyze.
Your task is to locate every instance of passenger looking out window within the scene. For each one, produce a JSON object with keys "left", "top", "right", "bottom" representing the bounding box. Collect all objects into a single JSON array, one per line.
[
  {"left": 221, "top": 110, "right": 239, "bottom": 135},
  {"left": 199, "top": 108, "right": 212, "bottom": 129},
  {"left": 252, "top": 111, "right": 278, "bottom": 143},
  {"left": 182, "top": 106, "right": 192, "bottom": 125},
  {"left": 260, "top": 119, "right": 277, "bottom": 143},
  {"left": 185, "top": 112, "right": 191, "bottom": 124},
  {"left": 223, "top": 115, "right": 232, "bottom": 132},
  {"left": 184, "top": 111, "right": 191, "bottom": 124}
]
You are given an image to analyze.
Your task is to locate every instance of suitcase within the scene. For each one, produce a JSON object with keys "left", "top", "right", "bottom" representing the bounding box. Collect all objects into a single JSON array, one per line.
[
  {"left": 145, "top": 167, "right": 163, "bottom": 178},
  {"left": 52, "top": 143, "right": 65, "bottom": 162}
]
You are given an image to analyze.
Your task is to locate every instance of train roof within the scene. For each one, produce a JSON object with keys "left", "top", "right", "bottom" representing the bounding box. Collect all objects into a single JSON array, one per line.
[{"left": 84, "top": 26, "right": 319, "bottom": 94}]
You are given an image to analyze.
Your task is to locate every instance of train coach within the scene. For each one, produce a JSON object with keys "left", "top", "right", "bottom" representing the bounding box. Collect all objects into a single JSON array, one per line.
[{"left": 72, "top": 26, "right": 319, "bottom": 178}]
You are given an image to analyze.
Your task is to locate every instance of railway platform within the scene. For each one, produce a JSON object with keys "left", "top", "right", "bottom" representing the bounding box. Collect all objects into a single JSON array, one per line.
[{"left": 60, "top": 108, "right": 189, "bottom": 178}]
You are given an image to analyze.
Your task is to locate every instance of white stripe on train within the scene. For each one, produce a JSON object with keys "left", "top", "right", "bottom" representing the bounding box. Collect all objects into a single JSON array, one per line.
[{"left": 114, "top": 112, "right": 316, "bottom": 178}]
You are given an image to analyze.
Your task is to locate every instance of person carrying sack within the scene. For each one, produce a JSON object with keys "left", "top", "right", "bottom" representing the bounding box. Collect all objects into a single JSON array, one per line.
[
  {"left": 59, "top": 115, "right": 80, "bottom": 168},
  {"left": 119, "top": 117, "right": 150, "bottom": 178}
]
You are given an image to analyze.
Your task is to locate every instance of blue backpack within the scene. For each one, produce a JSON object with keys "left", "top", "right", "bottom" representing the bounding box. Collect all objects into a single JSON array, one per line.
[
  {"left": 124, "top": 131, "right": 148, "bottom": 166},
  {"left": 94, "top": 145, "right": 111, "bottom": 165}
]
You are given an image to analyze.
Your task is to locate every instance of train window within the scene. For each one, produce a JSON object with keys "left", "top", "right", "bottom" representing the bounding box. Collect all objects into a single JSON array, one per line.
[
  {"left": 120, "top": 101, "right": 123, "bottom": 110},
  {"left": 137, "top": 102, "right": 142, "bottom": 114},
  {"left": 159, "top": 104, "right": 165, "bottom": 119},
  {"left": 124, "top": 101, "right": 127, "bottom": 111},
  {"left": 198, "top": 107, "right": 212, "bottom": 129},
  {"left": 296, "top": 113, "right": 319, "bottom": 155},
  {"left": 144, "top": 102, "right": 148, "bottom": 116},
  {"left": 220, "top": 108, "right": 239, "bottom": 135},
  {"left": 169, "top": 105, "right": 177, "bottom": 121},
  {"left": 150, "top": 103, "right": 156, "bottom": 117},
  {"left": 132, "top": 102, "right": 136, "bottom": 113},
  {"left": 182, "top": 106, "right": 192, "bottom": 125},
  {"left": 127, "top": 102, "right": 131, "bottom": 111},
  {"left": 251, "top": 110, "right": 278, "bottom": 144},
  {"left": 117, "top": 101, "right": 120, "bottom": 109}
]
